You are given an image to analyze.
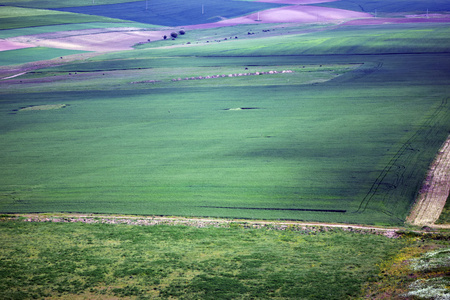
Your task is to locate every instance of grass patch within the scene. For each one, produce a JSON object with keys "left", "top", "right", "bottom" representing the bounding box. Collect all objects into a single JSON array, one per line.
[
  {"left": 362, "top": 232, "right": 450, "bottom": 299},
  {"left": 0, "top": 47, "right": 88, "bottom": 66},
  {"left": 436, "top": 194, "right": 450, "bottom": 224},
  {"left": 0, "top": 220, "right": 407, "bottom": 299}
]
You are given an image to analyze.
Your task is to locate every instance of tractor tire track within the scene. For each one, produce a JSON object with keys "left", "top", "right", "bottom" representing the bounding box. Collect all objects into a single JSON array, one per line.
[{"left": 355, "top": 98, "right": 449, "bottom": 217}]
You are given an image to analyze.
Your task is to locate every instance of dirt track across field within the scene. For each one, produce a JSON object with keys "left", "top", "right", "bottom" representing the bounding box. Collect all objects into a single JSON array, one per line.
[{"left": 407, "top": 135, "right": 450, "bottom": 227}]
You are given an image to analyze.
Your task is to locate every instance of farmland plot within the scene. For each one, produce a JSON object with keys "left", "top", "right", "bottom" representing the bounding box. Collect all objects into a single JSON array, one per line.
[{"left": 1, "top": 51, "right": 449, "bottom": 225}]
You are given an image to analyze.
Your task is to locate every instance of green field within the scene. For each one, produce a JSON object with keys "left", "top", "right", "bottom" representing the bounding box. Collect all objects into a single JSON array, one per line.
[
  {"left": 0, "top": 47, "right": 88, "bottom": 66},
  {"left": 1, "top": 52, "right": 449, "bottom": 225}
]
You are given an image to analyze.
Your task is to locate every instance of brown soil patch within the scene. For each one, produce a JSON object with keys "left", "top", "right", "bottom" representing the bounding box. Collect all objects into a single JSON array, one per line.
[
  {"left": 5, "top": 28, "right": 175, "bottom": 52},
  {"left": 407, "top": 135, "right": 450, "bottom": 227},
  {"left": 19, "top": 104, "right": 67, "bottom": 111},
  {"left": 0, "top": 39, "right": 34, "bottom": 51}
]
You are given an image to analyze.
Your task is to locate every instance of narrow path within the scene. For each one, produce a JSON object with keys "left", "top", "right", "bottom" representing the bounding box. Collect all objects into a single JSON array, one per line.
[
  {"left": 1, "top": 72, "right": 26, "bottom": 80},
  {"left": 407, "top": 134, "right": 450, "bottom": 226}
]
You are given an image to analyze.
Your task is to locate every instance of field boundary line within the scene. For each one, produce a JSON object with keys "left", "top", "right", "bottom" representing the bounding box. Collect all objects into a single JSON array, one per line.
[
  {"left": 3, "top": 213, "right": 409, "bottom": 237},
  {"left": 407, "top": 134, "right": 450, "bottom": 226}
]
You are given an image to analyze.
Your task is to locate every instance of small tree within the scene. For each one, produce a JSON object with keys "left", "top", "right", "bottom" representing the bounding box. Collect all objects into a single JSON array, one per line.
[
  {"left": 163, "top": 35, "right": 167, "bottom": 40},
  {"left": 171, "top": 32, "right": 178, "bottom": 38},
  {"left": 179, "top": 30, "right": 185, "bottom": 35}
]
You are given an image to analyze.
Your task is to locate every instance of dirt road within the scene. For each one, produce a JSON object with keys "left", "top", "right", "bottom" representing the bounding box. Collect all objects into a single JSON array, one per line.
[{"left": 407, "top": 135, "right": 450, "bottom": 227}]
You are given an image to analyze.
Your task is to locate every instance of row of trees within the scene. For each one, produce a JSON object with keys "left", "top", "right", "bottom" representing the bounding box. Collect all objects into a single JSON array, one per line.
[{"left": 163, "top": 30, "right": 185, "bottom": 40}]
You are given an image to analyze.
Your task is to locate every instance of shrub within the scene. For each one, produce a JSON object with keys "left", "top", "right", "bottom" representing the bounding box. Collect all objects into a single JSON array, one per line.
[
  {"left": 171, "top": 32, "right": 178, "bottom": 38},
  {"left": 179, "top": 30, "right": 185, "bottom": 35}
]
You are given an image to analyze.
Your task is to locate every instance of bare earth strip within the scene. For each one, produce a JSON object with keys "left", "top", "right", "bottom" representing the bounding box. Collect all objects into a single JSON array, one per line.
[
  {"left": 19, "top": 104, "right": 67, "bottom": 111},
  {"left": 0, "top": 39, "right": 34, "bottom": 51},
  {"left": 407, "top": 135, "right": 450, "bottom": 227},
  {"left": 9, "top": 213, "right": 402, "bottom": 238},
  {"left": 4, "top": 28, "right": 176, "bottom": 52}
]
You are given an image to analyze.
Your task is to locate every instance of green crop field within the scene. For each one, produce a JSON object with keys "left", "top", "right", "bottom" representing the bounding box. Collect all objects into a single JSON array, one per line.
[
  {"left": 1, "top": 52, "right": 449, "bottom": 225},
  {"left": 0, "top": 47, "right": 87, "bottom": 66}
]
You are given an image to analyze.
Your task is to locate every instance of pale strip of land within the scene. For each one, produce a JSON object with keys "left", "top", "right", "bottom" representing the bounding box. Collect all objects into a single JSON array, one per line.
[
  {"left": 11, "top": 213, "right": 402, "bottom": 238},
  {"left": 407, "top": 135, "right": 450, "bottom": 227},
  {"left": 1, "top": 71, "right": 26, "bottom": 80},
  {"left": 0, "top": 39, "right": 34, "bottom": 51}
]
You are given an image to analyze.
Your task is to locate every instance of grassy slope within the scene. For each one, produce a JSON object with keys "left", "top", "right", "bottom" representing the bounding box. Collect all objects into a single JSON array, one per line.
[
  {"left": 0, "top": 219, "right": 406, "bottom": 299},
  {"left": 0, "top": 47, "right": 88, "bottom": 66}
]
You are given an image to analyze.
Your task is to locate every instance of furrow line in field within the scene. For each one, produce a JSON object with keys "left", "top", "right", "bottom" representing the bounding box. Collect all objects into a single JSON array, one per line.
[{"left": 355, "top": 97, "right": 449, "bottom": 216}]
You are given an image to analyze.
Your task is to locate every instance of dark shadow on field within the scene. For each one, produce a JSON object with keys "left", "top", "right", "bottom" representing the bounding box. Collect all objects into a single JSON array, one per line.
[{"left": 51, "top": 0, "right": 286, "bottom": 27}]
